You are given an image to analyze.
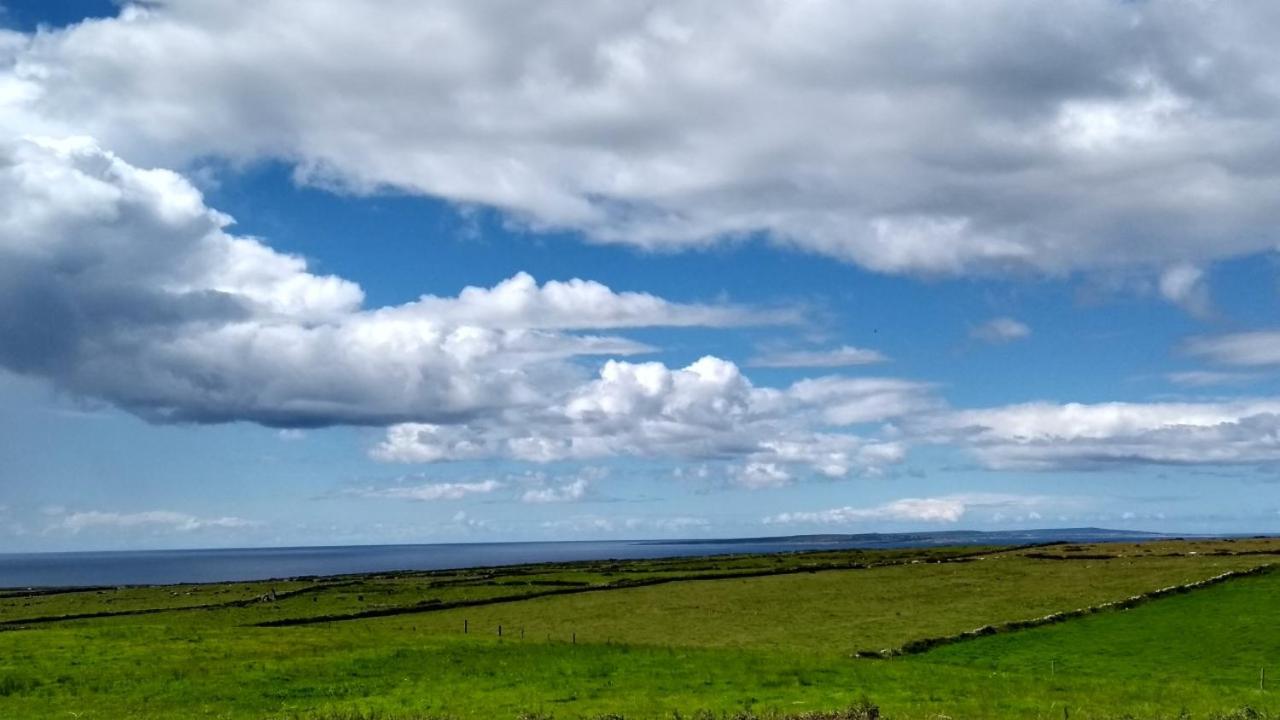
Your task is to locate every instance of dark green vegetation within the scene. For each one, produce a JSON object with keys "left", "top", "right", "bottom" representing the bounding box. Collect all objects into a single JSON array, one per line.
[{"left": 1, "top": 538, "right": 1278, "bottom": 719}]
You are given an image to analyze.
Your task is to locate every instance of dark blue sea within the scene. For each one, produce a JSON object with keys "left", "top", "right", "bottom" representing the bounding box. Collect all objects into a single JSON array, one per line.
[{"left": 0, "top": 528, "right": 1170, "bottom": 588}]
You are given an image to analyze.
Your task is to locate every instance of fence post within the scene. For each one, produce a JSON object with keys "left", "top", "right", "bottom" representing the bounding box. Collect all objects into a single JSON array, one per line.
[
  {"left": 498, "top": 624, "right": 502, "bottom": 637},
  {"left": 464, "top": 618, "right": 468, "bottom": 634}
]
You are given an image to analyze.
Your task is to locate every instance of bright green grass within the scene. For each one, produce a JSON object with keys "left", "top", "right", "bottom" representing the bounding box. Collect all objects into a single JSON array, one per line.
[
  {"left": 0, "top": 545, "right": 984, "bottom": 628},
  {"left": 0, "top": 542, "right": 1276, "bottom": 719},
  {"left": 0, "top": 580, "right": 315, "bottom": 622},
  {"left": 393, "top": 553, "right": 1268, "bottom": 655},
  {"left": 911, "top": 571, "right": 1280, "bottom": 715}
]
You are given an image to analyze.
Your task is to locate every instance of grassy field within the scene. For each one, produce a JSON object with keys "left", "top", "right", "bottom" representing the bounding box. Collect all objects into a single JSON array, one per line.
[{"left": 1, "top": 538, "right": 1278, "bottom": 719}]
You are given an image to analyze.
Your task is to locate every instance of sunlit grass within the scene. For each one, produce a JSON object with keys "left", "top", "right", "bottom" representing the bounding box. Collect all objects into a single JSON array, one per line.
[{"left": 1, "top": 539, "right": 1277, "bottom": 719}]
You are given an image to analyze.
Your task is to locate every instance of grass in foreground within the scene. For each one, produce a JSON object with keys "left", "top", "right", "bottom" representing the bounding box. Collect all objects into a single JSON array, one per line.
[{"left": 0, "top": 539, "right": 1277, "bottom": 719}]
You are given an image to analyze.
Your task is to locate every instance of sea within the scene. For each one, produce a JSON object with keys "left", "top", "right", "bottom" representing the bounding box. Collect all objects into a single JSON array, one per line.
[{"left": 0, "top": 527, "right": 1178, "bottom": 588}]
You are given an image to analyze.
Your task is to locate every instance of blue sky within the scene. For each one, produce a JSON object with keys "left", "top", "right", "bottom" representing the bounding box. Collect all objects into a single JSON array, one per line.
[{"left": 3, "top": 1, "right": 1280, "bottom": 551}]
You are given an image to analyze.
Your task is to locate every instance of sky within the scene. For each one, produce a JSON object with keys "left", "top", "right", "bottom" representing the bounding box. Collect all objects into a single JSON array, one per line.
[{"left": 3, "top": 1, "right": 1280, "bottom": 552}]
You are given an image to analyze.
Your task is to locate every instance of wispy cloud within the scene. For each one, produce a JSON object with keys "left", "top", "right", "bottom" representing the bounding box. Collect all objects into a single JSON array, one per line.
[
  {"left": 1158, "top": 263, "right": 1212, "bottom": 317},
  {"left": 970, "top": 317, "right": 1031, "bottom": 344},
  {"left": 1186, "top": 331, "right": 1280, "bottom": 367},
  {"left": 1165, "top": 370, "right": 1261, "bottom": 387},
  {"left": 764, "top": 493, "right": 1059, "bottom": 526},
  {"left": 514, "top": 467, "right": 606, "bottom": 504},
  {"left": 51, "top": 510, "right": 258, "bottom": 534},
  {"left": 748, "top": 345, "right": 887, "bottom": 368},
  {"left": 540, "top": 515, "right": 710, "bottom": 534},
  {"left": 521, "top": 477, "right": 591, "bottom": 504},
  {"left": 729, "top": 462, "right": 793, "bottom": 489},
  {"left": 356, "top": 480, "right": 503, "bottom": 502},
  {"left": 765, "top": 497, "right": 969, "bottom": 525},
  {"left": 449, "top": 511, "right": 493, "bottom": 532}
]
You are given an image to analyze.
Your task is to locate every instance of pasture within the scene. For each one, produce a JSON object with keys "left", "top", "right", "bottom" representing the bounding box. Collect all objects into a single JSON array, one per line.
[{"left": 1, "top": 538, "right": 1277, "bottom": 719}]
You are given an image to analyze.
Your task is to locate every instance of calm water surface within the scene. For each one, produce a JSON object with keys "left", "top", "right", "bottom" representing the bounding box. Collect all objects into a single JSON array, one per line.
[{"left": 0, "top": 529, "right": 1164, "bottom": 588}]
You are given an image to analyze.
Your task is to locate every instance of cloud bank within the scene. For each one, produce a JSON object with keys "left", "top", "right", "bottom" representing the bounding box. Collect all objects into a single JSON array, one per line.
[
  {"left": 763, "top": 493, "right": 1054, "bottom": 526},
  {"left": 933, "top": 399, "right": 1280, "bottom": 470},
  {"left": 7, "top": 1, "right": 1280, "bottom": 279}
]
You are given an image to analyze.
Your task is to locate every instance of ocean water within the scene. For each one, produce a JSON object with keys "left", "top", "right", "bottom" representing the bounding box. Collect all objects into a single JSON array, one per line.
[{"left": 0, "top": 528, "right": 1163, "bottom": 588}]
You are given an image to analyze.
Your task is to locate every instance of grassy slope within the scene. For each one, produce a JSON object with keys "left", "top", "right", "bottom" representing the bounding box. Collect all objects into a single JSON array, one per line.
[{"left": 0, "top": 541, "right": 1277, "bottom": 719}]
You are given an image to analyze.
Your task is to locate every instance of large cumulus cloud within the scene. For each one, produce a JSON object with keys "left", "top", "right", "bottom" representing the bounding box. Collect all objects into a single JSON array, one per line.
[
  {"left": 0, "top": 137, "right": 779, "bottom": 427},
  {"left": 374, "top": 356, "right": 929, "bottom": 477},
  {"left": 6, "top": 1, "right": 1280, "bottom": 277},
  {"left": 0, "top": 135, "right": 922, "bottom": 476}
]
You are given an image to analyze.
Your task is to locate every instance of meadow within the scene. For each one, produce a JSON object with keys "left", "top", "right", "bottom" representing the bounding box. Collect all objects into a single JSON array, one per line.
[{"left": 1, "top": 538, "right": 1278, "bottom": 719}]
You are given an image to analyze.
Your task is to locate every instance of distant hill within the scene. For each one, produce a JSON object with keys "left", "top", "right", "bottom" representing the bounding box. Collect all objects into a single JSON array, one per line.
[{"left": 640, "top": 527, "right": 1171, "bottom": 548}]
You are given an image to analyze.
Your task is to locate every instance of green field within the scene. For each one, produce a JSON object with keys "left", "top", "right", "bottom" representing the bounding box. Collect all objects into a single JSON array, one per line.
[{"left": 1, "top": 539, "right": 1278, "bottom": 719}]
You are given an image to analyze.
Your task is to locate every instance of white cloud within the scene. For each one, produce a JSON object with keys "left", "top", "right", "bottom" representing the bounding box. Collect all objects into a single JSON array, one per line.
[
  {"left": 1165, "top": 370, "right": 1261, "bottom": 388},
  {"left": 449, "top": 510, "right": 493, "bottom": 532},
  {"left": 748, "top": 345, "right": 887, "bottom": 368},
  {"left": 11, "top": 3, "right": 1280, "bottom": 493},
  {"left": 520, "top": 476, "right": 591, "bottom": 504},
  {"left": 358, "top": 479, "right": 503, "bottom": 502},
  {"left": 765, "top": 497, "right": 966, "bottom": 525},
  {"left": 541, "top": 516, "right": 618, "bottom": 533},
  {"left": 970, "top": 317, "right": 1031, "bottom": 344},
  {"left": 730, "top": 462, "right": 793, "bottom": 489},
  {"left": 374, "top": 356, "right": 927, "bottom": 477},
  {"left": 399, "top": 272, "right": 795, "bottom": 330},
  {"left": 8, "top": 2, "right": 1278, "bottom": 280},
  {"left": 0, "top": 137, "right": 787, "bottom": 429},
  {"left": 932, "top": 399, "right": 1280, "bottom": 470},
  {"left": 1158, "top": 263, "right": 1211, "bottom": 317},
  {"left": 672, "top": 464, "right": 712, "bottom": 481},
  {"left": 540, "top": 514, "right": 709, "bottom": 534},
  {"left": 648, "top": 516, "right": 711, "bottom": 533},
  {"left": 52, "top": 510, "right": 257, "bottom": 534},
  {"left": 1186, "top": 331, "right": 1280, "bottom": 367},
  {"left": 764, "top": 493, "right": 1056, "bottom": 526}
]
